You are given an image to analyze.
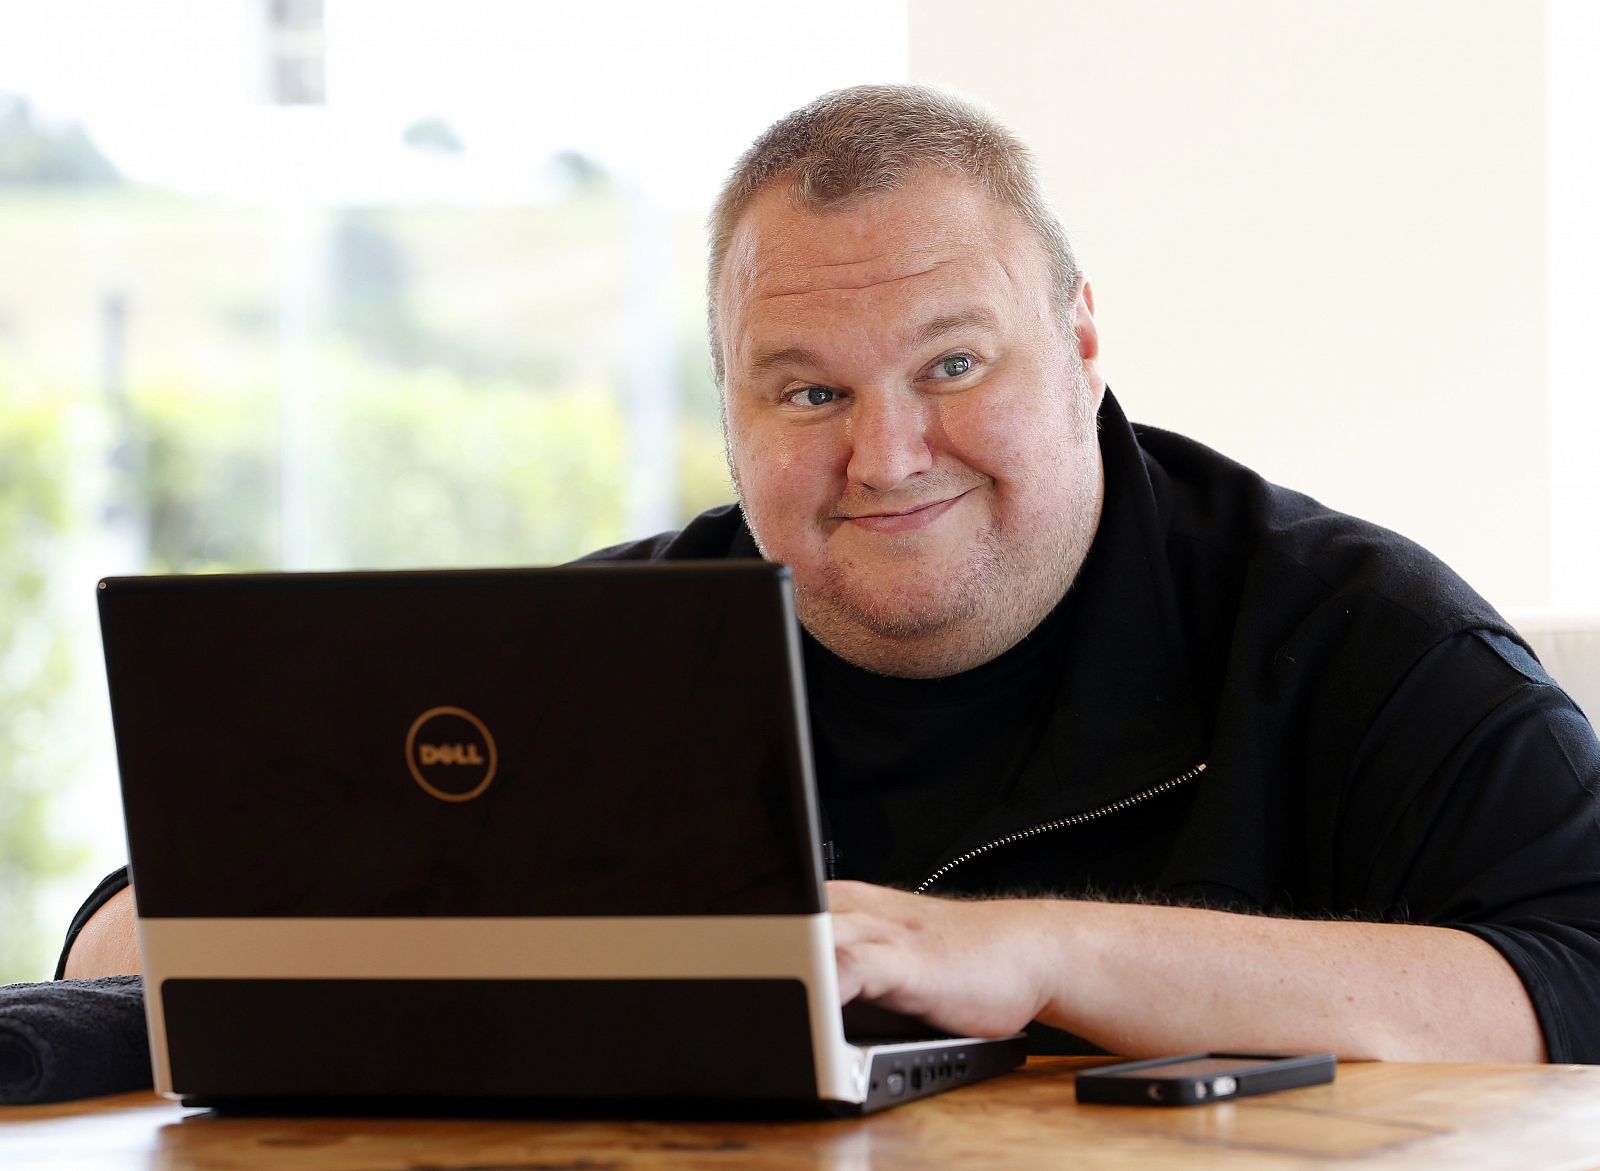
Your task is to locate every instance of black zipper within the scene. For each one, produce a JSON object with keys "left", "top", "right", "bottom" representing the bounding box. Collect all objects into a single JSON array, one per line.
[{"left": 911, "top": 763, "right": 1208, "bottom": 894}]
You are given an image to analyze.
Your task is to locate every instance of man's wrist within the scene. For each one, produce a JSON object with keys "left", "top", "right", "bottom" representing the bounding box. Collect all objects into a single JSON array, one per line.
[{"left": 1018, "top": 897, "right": 1108, "bottom": 1040}]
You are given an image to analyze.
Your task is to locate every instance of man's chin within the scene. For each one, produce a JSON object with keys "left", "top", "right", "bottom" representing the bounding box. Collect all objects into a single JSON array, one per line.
[
  {"left": 821, "top": 560, "right": 990, "bottom": 629},
  {"left": 814, "top": 599, "right": 970, "bottom": 644}
]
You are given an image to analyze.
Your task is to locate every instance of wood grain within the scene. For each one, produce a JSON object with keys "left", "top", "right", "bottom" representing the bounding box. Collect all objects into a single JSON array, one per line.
[{"left": 4, "top": 1058, "right": 1600, "bottom": 1170}]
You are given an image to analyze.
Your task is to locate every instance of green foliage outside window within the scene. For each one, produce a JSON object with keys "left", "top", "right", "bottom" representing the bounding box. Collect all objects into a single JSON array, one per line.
[
  {"left": 127, "top": 361, "right": 730, "bottom": 575},
  {"left": 0, "top": 388, "right": 89, "bottom": 982}
]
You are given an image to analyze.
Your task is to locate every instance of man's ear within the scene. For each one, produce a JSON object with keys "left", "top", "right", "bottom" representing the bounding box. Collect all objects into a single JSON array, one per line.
[{"left": 1073, "top": 277, "right": 1105, "bottom": 397}]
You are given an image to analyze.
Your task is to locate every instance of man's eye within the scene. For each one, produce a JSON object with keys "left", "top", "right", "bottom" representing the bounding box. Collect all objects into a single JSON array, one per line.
[
  {"left": 786, "top": 386, "right": 837, "bottom": 408},
  {"left": 933, "top": 354, "right": 973, "bottom": 379}
]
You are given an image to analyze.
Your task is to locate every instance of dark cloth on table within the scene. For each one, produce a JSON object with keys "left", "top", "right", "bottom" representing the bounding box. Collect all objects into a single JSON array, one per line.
[{"left": 0, "top": 975, "right": 150, "bottom": 1104}]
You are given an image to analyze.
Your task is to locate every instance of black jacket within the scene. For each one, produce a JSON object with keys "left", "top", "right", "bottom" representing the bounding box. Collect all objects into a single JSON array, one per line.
[{"left": 588, "top": 390, "right": 1600, "bottom": 1064}]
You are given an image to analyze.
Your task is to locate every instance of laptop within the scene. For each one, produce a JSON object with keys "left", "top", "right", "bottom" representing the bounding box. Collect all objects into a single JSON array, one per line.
[{"left": 97, "top": 561, "right": 1026, "bottom": 1114}]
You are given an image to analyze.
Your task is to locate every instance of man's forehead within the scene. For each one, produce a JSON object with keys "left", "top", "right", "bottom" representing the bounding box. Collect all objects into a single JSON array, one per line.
[{"left": 722, "top": 176, "right": 1003, "bottom": 300}]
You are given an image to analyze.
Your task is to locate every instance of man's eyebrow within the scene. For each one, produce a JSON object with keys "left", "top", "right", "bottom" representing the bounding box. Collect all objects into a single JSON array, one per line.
[
  {"left": 903, "top": 309, "right": 1000, "bottom": 351},
  {"left": 746, "top": 345, "right": 826, "bottom": 379}
]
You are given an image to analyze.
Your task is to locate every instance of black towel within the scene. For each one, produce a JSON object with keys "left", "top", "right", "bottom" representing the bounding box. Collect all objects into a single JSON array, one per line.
[{"left": 0, "top": 975, "right": 152, "bottom": 1104}]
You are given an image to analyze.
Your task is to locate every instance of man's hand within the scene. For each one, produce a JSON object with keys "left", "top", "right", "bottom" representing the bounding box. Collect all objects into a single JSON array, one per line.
[
  {"left": 828, "top": 879, "right": 1051, "bottom": 1037},
  {"left": 61, "top": 886, "right": 142, "bottom": 979},
  {"left": 826, "top": 879, "right": 1547, "bottom": 1062}
]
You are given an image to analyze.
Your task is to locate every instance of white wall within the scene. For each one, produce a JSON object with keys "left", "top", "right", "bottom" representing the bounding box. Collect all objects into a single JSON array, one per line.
[
  {"left": 910, "top": 0, "right": 1559, "bottom": 609},
  {"left": 1547, "top": 0, "right": 1600, "bottom": 609}
]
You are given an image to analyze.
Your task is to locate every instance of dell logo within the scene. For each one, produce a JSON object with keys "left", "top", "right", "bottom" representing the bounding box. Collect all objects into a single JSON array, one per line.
[
  {"left": 418, "top": 743, "right": 485, "bottom": 767},
  {"left": 405, "top": 706, "right": 498, "bottom": 803}
]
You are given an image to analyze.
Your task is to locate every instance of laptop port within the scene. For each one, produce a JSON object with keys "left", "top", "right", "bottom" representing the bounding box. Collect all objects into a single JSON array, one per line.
[
  {"left": 910, "top": 1067, "right": 923, "bottom": 1091},
  {"left": 886, "top": 1071, "right": 906, "bottom": 1096}
]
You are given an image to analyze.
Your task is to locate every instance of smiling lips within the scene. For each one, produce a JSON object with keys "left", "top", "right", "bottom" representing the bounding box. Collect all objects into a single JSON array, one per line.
[{"left": 838, "top": 489, "right": 972, "bottom": 535}]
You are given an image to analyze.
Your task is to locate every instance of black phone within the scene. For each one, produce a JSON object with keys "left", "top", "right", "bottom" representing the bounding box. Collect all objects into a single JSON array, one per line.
[{"left": 1074, "top": 1052, "right": 1335, "bottom": 1106}]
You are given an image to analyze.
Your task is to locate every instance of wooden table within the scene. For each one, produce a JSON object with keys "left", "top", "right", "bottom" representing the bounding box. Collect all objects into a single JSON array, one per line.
[{"left": 5, "top": 1057, "right": 1600, "bottom": 1170}]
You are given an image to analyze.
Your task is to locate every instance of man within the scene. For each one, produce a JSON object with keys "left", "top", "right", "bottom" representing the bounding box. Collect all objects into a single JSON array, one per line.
[{"left": 62, "top": 85, "right": 1600, "bottom": 1064}]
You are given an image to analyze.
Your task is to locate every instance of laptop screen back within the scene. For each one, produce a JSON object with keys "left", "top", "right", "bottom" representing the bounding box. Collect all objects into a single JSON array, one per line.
[{"left": 101, "top": 562, "right": 825, "bottom": 921}]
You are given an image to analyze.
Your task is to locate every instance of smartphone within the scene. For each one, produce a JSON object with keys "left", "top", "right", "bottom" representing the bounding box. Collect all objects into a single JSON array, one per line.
[{"left": 1074, "top": 1052, "right": 1335, "bottom": 1106}]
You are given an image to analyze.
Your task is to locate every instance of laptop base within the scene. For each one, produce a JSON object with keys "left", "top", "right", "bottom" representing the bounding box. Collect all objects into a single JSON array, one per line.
[{"left": 177, "top": 1034, "right": 1027, "bottom": 1119}]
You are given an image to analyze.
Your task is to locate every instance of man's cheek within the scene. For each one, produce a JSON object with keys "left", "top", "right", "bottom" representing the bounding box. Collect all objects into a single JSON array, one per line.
[
  {"left": 959, "top": 413, "right": 1037, "bottom": 478},
  {"left": 738, "top": 421, "right": 810, "bottom": 480}
]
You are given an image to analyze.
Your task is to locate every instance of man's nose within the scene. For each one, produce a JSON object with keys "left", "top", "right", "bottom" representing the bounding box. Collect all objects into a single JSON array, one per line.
[{"left": 845, "top": 391, "right": 935, "bottom": 491}]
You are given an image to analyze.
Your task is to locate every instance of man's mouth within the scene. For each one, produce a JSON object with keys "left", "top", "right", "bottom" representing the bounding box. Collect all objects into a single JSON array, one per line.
[{"left": 837, "top": 489, "right": 971, "bottom": 535}]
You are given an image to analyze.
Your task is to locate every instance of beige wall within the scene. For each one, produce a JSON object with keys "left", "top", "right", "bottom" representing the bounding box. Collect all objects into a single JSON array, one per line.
[{"left": 910, "top": 0, "right": 1550, "bottom": 608}]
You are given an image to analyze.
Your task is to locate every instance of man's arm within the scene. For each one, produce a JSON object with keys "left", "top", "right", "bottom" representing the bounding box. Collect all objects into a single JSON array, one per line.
[
  {"left": 60, "top": 886, "right": 142, "bottom": 979},
  {"left": 827, "top": 880, "right": 1546, "bottom": 1063}
]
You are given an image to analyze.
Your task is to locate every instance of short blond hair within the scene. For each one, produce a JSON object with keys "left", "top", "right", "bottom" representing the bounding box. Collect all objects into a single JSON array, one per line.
[{"left": 707, "top": 83, "right": 1080, "bottom": 385}]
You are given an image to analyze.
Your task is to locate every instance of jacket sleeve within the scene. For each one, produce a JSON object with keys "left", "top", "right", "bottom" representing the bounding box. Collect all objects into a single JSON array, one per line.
[{"left": 1334, "top": 629, "right": 1600, "bottom": 1064}]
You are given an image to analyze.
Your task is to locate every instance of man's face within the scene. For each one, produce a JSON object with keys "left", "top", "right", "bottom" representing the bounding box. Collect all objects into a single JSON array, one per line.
[{"left": 716, "top": 171, "right": 1106, "bottom": 678}]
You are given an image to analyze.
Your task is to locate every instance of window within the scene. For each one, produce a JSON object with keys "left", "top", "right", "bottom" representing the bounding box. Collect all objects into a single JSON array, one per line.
[{"left": 0, "top": 0, "right": 905, "bottom": 980}]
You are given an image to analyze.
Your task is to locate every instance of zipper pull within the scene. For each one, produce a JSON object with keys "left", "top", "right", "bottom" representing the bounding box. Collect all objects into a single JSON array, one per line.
[{"left": 821, "top": 840, "right": 841, "bottom": 880}]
